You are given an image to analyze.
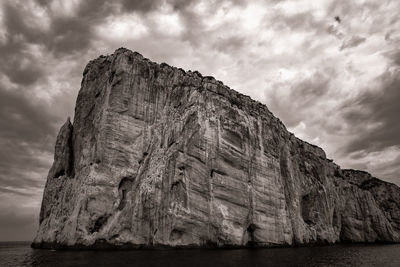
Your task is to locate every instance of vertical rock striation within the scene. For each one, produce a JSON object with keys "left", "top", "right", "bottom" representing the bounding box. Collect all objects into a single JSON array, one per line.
[{"left": 32, "top": 48, "right": 400, "bottom": 249}]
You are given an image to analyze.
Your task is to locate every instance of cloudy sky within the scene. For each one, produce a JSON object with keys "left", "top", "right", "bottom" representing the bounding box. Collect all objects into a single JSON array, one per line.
[{"left": 0, "top": 0, "right": 399, "bottom": 241}]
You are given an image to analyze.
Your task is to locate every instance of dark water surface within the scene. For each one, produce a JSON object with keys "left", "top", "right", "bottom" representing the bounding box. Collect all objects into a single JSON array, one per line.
[{"left": 1, "top": 242, "right": 400, "bottom": 267}]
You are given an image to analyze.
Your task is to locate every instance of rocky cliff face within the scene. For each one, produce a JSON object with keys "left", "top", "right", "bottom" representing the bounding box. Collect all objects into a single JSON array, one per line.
[{"left": 32, "top": 48, "right": 400, "bottom": 249}]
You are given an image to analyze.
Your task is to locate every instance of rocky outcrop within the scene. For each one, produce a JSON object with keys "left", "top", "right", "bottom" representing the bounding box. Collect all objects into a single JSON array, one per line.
[{"left": 32, "top": 48, "right": 400, "bottom": 249}]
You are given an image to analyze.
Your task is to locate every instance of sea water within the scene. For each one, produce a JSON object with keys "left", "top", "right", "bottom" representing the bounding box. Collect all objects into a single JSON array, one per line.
[{"left": 1, "top": 241, "right": 400, "bottom": 266}]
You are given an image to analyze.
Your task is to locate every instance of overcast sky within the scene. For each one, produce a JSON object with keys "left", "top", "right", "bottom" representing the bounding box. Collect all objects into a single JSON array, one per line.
[{"left": 0, "top": 0, "right": 399, "bottom": 241}]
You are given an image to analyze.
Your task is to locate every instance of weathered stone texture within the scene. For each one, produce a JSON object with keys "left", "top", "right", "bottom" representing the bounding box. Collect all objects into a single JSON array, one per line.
[{"left": 33, "top": 48, "right": 400, "bottom": 249}]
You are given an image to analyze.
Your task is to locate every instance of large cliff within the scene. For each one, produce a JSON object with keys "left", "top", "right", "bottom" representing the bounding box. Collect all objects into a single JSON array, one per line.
[{"left": 32, "top": 48, "right": 400, "bottom": 249}]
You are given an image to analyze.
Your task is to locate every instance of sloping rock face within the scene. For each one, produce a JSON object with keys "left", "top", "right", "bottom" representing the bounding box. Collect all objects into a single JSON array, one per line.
[{"left": 33, "top": 48, "right": 400, "bottom": 249}]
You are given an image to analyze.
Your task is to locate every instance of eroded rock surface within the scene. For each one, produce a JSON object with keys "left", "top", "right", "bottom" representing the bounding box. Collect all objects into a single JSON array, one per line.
[{"left": 32, "top": 48, "right": 400, "bottom": 249}]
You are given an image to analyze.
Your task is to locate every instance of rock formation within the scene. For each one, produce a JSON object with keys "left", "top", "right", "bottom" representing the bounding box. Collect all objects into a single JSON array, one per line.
[{"left": 32, "top": 48, "right": 400, "bottom": 249}]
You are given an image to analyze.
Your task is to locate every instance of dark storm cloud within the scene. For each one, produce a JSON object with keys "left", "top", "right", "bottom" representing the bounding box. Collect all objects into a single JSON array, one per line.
[
  {"left": 326, "top": 24, "right": 344, "bottom": 39},
  {"left": 0, "top": 87, "right": 59, "bottom": 145},
  {"left": 0, "top": 86, "right": 61, "bottom": 194},
  {"left": 23, "top": 0, "right": 220, "bottom": 56},
  {"left": 340, "top": 35, "right": 366, "bottom": 50},
  {"left": 213, "top": 36, "right": 246, "bottom": 53},
  {"left": 0, "top": 0, "right": 200, "bottom": 85},
  {"left": 1, "top": 4, "right": 45, "bottom": 45},
  {"left": 2, "top": 0, "right": 117, "bottom": 61},
  {"left": 0, "top": 187, "right": 35, "bottom": 197},
  {"left": 270, "top": 11, "right": 326, "bottom": 34},
  {"left": 342, "top": 69, "right": 400, "bottom": 153},
  {"left": 119, "top": 0, "right": 200, "bottom": 13},
  {"left": 291, "top": 73, "right": 331, "bottom": 101},
  {"left": 44, "top": 0, "right": 111, "bottom": 55},
  {"left": 1, "top": 58, "right": 45, "bottom": 86},
  {"left": 0, "top": 4, "right": 46, "bottom": 85},
  {"left": 172, "top": 0, "right": 246, "bottom": 48},
  {"left": 394, "top": 50, "right": 400, "bottom": 66},
  {"left": 0, "top": 138, "right": 52, "bottom": 193},
  {"left": 327, "top": 0, "right": 380, "bottom": 23},
  {"left": 384, "top": 49, "right": 400, "bottom": 66},
  {"left": 267, "top": 69, "right": 334, "bottom": 128}
]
